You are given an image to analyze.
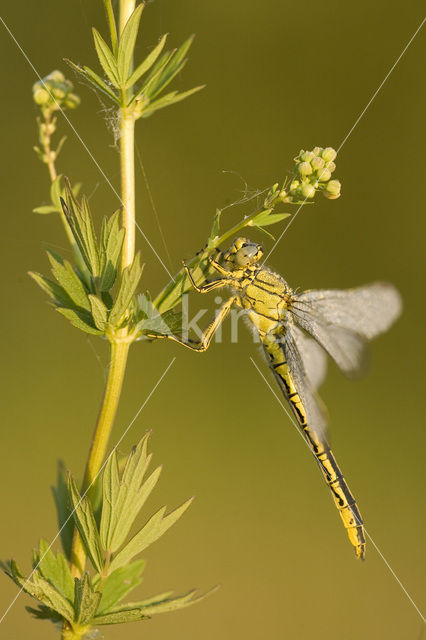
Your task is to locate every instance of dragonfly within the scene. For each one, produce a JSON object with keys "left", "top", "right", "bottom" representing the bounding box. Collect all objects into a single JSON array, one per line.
[{"left": 158, "top": 237, "right": 402, "bottom": 559}]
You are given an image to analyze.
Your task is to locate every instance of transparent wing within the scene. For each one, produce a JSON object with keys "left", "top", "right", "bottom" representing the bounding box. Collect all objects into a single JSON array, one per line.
[
  {"left": 290, "top": 282, "right": 402, "bottom": 377},
  {"left": 289, "top": 323, "right": 327, "bottom": 390},
  {"left": 266, "top": 321, "right": 328, "bottom": 443}
]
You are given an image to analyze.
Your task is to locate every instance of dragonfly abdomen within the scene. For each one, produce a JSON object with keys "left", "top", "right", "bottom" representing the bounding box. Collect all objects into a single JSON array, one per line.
[{"left": 263, "top": 336, "right": 366, "bottom": 559}]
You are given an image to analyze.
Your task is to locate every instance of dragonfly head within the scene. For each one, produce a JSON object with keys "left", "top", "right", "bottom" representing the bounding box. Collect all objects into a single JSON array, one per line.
[{"left": 223, "top": 237, "right": 263, "bottom": 269}]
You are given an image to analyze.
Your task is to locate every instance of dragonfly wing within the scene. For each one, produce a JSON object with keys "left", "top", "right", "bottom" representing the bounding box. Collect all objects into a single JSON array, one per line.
[
  {"left": 288, "top": 323, "right": 328, "bottom": 390},
  {"left": 290, "top": 282, "right": 401, "bottom": 377}
]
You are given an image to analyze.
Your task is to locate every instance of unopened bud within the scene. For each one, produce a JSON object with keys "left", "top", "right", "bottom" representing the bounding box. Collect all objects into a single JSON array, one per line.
[
  {"left": 290, "top": 180, "right": 300, "bottom": 192},
  {"left": 312, "top": 146, "right": 323, "bottom": 156},
  {"left": 300, "top": 151, "right": 315, "bottom": 163},
  {"left": 317, "top": 168, "right": 331, "bottom": 182},
  {"left": 301, "top": 183, "right": 316, "bottom": 198},
  {"left": 47, "top": 70, "right": 65, "bottom": 83},
  {"left": 324, "top": 179, "right": 341, "bottom": 198},
  {"left": 326, "top": 161, "right": 336, "bottom": 173},
  {"left": 322, "top": 147, "right": 337, "bottom": 163},
  {"left": 33, "top": 88, "right": 50, "bottom": 106},
  {"left": 298, "top": 161, "right": 313, "bottom": 176},
  {"left": 311, "top": 156, "right": 325, "bottom": 171}
]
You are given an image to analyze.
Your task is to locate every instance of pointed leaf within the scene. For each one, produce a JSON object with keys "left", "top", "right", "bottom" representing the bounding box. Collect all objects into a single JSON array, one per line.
[
  {"left": 30, "top": 572, "right": 75, "bottom": 623},
  {"left": 37, "top": 539, "right": 74, "bottom": 602},
  {"left": 141, "top": 85, "right": 204, "bottom": 118},
  {"left": 99, "top": 450, "right": 120, "bottom": 550},
  {"left": 56, "top": 308, "right": 103, "bottom": 335},
  {"left": 51, "top": 461, "right": 74, "bottom": 561},
  {"left": 88, "top": 295, "right": 108, "bottom": 331},
  {"left": 83, "top": 66, "right": 120, "bottom": 103},
  {"left": 29, "top": 271, "right": 74, "bottom": 308},
  {"left": 109, "top": 498, "right": 193, "bottom": 572},
  {"left": 147, "top": 35, "right": 195, "bottom": 99},
  {"left": 33, "top": 205, "right": 57, "bottom": 214},
  {"left": 97, "top": 559, "right": 145, "bottom": 614},
  {"left": 47, "top": 252, "right": 90, "bottom": 311},
  {"left": 74, "top": 573, "right": 102, "bottom": 625},
  {"left": 103, "top": 0, "right": 118, "bottom": 55},
  {"left": 92, "top": 28, "right": 120, "bottom": 87},
  {"left": 108, "top": 252, "right": 143, "bottom": 326},
  {"left": 109, "top": 435, "right": 162, "bottom": 551},
  {"left": 117, "top": 3, "right": 145, "bottom": 84},
  {"left": 250, "top": 211, "right": 290, "bottom": 227},
  {"left": 94, "top": 608, "right": 149, "bottom": 624},
  {"left": 67, "top": 475, "right": 104, "bottom": 573},
  {"left": 62, "top": 183, "right": 100, "bottom": 278},
  {"left": 126, "top": 34, "right": 168, "bottom": 88},
  {"left": 99, "top": 211, "right": 125, "bottom": 291}
]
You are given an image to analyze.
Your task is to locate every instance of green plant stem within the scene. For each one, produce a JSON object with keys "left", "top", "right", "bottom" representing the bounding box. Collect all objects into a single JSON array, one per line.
[
  {"left": 68, "top": 0, "right": 138, "bottom": 584},
  {"left": 119, "top": 0, "right": 136, "bottom": 34},
  {"left": 120, "top": 111, "right": 136, "bottom": 270},
  {"left": 70, "top": 339, "right": 130, "bottom": 576}
]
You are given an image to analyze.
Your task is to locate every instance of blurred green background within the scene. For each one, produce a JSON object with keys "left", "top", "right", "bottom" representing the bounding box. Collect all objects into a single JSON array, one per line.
[{"left": 0, "top": 1, "right": 425, "bottom": 638}]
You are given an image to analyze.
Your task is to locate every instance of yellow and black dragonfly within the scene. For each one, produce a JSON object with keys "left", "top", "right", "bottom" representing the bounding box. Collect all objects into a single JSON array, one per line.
[{"left": 157, "top": 237, "right": 402, "bottom": 559}]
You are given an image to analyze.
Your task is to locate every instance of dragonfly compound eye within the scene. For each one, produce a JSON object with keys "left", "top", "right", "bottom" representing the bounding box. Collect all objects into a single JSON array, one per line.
[{"left": 234, "top": 242, "right": 263, "bottom": 267}]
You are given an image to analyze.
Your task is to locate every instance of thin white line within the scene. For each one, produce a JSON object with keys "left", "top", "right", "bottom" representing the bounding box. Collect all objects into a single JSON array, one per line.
[
  {"left": 250, "top": 356, "right": 426, "bottom": 625},
  {"left": 265, "top": 16, "right": 425, "bottom": 263},
  {"left": 0, "top": 357, "right": 176, "bottom": 625},
  {"left": 0, "top": 15, "right": 174, "bottom": 282}
]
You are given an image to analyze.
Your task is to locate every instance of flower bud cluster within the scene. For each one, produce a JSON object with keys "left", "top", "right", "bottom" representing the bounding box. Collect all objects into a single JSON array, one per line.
[
  {"left": 280, "top": 146, "right": 341, "bottom": 203},
  {"left": 32, "top": 71, "right": 80, "bottom": 114}
]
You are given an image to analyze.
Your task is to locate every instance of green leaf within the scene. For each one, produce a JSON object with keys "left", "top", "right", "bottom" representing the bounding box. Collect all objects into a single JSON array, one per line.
[
  {"left": 99, "top": 210, "right": 125, "bottom": 291},
  {"left": 51, "top": 461, "right": 74, "bottom": 561},
  {"left": 103, "top": 0, "right": 118, "bottom": 55},
  {"left": 29, "top": 271, "right": 74, "bottom": 308},
  {"left": 95, "top": 588, "right": 214, "bottom": 622},
  {"left": 126, "top": 33, "right": 168, "bottom": 88},
  {"left": 88, "top": 295, "right": 108, "bottom": 331},
  {"left": 109, "top": 497, "right": 193, "bottom": 572},
  {"left": 47, "top": 252, "right": 91, "bottom": 311},
  {"left": 37, "top": 539, "right": 74, "bottom": 602},
  {"left": 132, "top": 49, "right": 175, "bottom": 103},
  {"left": 50, "top": 174, "right": 63, "bottom": 210},
  {"left": 97, "top": 559, "right": 145, "bottom": 614},
  {"left": 147, "top": 35, "right": 195, "bottom": 100},
  {"left": 92, "top": 28, "right": 120, "bottom": 87},
  {"left": 31, "top": 572, "right": 75, "bottom": 623},
  {"left": 6, "top": 562, "right": 74, "bottom": 623},
  {"left": 140, "top": 85, "right": 204, "bottom": 118},
  {"left": 108, "top": 252, "right": 143, "bottom": 326},
  {"left": 93, "top": 608, "right": 149, "bottom": 625},
  {"left": 56, "top": 308, "right": 104, "bottom": 335},
  {"left": 33, "top": 205, "right": 57, "bottom": 214},
  {"left": 117, "top": 3, "right": 145, "bottom": 85},
  {"left": 99, "top": 450, "right": 120, "bottom": 550},
  {"left": 83, "top": 66, "right": 120, "bottom": 104},
  {"left": 74, "top": 573, "right": 102, "bottom": 625},
  {"left": 109, "top": 435, "right": 162, "bottom": 551},
  {"left": 62, "top": 182, "right": 100, "bottom": 278},
  {"left": 250, "top": 211, "right": 290, "bottom": 227},
  {"left": 67, "top": 475, "right": 104, "bottom": 573},
  {"left": 65, "top": 58, "right": 119, "bottom": 103}
]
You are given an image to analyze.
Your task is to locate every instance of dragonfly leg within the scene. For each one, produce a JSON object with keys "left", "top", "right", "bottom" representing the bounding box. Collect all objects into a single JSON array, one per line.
[
  {"left": 183, "top": 260, "right": 232, "bottom": 293},
  {"left": 150, "top": 296, "right": 237, "bottom": 352}
]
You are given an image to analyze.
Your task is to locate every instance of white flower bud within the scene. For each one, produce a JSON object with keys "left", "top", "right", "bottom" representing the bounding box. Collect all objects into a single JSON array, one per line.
[
  {"left": 317, "top": 168, "right": 331, "bottom": 182},
  {"left": 298, "top": 161, "right": 313, "bottom": 176},
  {"left": 301, "top": 183, "right": 316, "bottom": 198}
]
